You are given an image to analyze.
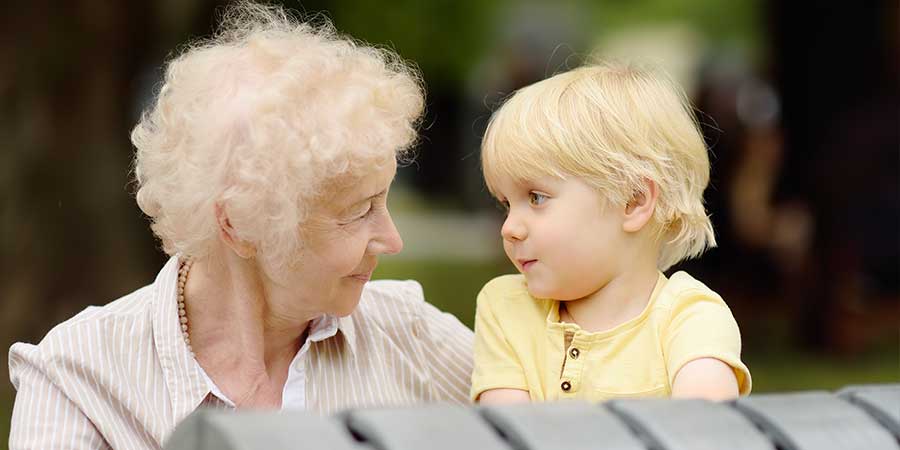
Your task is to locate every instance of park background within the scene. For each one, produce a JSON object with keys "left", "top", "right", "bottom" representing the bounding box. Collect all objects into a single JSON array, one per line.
[{"left": 1, "top": 0, "right": 897, "bottom": 446}]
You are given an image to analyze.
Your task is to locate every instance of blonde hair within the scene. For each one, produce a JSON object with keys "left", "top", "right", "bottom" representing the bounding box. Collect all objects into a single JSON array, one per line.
[
  {"left": 481, "top": 62, "right": 715, "bottom": 270},
  {"left": 132, "top": 1, "right": 424, "bottom": 271}
]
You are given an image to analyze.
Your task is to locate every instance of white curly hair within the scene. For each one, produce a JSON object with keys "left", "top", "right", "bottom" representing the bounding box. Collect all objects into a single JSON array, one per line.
[{"left": 131, "top": 1, "right": 424, "bottom": 271}]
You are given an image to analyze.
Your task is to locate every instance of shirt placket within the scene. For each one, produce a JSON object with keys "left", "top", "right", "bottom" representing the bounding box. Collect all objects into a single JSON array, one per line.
[{"left": 558, "top": 330, "right": 588, "bottom": 398}]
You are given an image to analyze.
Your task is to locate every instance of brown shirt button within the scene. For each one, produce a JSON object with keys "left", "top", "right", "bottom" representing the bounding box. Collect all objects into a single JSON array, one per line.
[
  {"left": 569, "top": 347, "right": 580, "bottom": 359},
  {"left": 561, "top": 380, "right": 572, "bottom": 392}
]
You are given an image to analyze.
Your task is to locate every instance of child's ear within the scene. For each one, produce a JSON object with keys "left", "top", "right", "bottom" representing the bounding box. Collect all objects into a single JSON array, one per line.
[{"left": 622, "top": 179, "right": 659, "bottom": 233}]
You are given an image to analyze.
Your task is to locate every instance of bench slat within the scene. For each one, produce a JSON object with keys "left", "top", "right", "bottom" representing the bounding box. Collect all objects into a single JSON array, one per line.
[
  {"left": 480, "top": 401, "right": 645, "bottom": 450},
  {"left": 734, "top": 391, "right": 899, "bottom": 450}
]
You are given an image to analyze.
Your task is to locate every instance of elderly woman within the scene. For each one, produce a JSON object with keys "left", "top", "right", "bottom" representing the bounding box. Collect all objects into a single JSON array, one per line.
[{"left": 8, "top": 3, "right": 473, "bottom": 449}]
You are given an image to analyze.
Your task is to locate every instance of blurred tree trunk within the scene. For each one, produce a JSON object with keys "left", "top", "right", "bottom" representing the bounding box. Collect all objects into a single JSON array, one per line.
[
  {"left": 0, "top": 0, "right": 222, "bottom": 372},
  {"left": 0, "top": 0, "right": 155, "bottom": 347}
]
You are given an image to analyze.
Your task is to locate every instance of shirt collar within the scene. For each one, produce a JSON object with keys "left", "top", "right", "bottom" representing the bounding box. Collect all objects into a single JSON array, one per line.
[
  {"left": 151, "top": 255, "right": 208, "bottom": 427},
  {"left": 336, "top": 314, "right": 358, "bottom": 355},
  {"left": 304, "top": 311, "right": 358, "bottom": 356},
  {"left": 545, "top": 271, "right": 669, "bottom": 333}
]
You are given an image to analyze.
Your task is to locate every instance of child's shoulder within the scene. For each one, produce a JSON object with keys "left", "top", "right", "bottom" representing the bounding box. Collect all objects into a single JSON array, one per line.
[{"left": 656, "top": 271, "right": 727, "bottom": 309}]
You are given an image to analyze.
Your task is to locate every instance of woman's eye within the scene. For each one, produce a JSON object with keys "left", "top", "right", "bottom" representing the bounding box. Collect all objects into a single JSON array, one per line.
[
  {"left": 355, "top": 204, "right": 372, "bottom": 220},
  {"left": 341, "top": 203, "right": 372, "bottom": 224},
  {"left": 529, "top": 192, "right": 548, "bottom": 206}
]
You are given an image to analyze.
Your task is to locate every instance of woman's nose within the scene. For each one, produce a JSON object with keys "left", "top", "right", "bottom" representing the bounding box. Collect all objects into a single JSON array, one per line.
[{"left": 370, "top": 211, "right": 404, "bottom": 255}]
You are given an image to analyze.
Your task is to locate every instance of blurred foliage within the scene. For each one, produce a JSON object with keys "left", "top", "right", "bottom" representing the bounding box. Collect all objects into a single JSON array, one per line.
[
  {"left": 592, "top": 0, "right": 762, "bottom": 52},
  {"left": 322, "top": 0, "right": 504, "bottom": 86},
  {"left": 301, "top": 0, "right": 762, "bottom": 86}
]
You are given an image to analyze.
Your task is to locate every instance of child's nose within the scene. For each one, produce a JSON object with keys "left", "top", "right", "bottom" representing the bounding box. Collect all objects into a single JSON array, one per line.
[{"left": 501, "top": 214, "right": 527, "bottom": 242}]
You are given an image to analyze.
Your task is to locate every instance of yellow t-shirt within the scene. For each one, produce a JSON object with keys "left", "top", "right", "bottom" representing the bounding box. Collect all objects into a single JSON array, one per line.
[{"left": 471, "top": 271, "right": 751, "bottom": 402}]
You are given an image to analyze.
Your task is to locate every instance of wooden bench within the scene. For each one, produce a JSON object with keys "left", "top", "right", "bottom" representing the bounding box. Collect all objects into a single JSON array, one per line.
[{"left": 164, "top": 383, "right": 900, "bottom": 450}]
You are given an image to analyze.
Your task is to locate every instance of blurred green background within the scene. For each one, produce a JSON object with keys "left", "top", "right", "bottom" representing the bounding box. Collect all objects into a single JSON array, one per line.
[{"left": 1, "top": 0, "right": 897, "bottom": 447}]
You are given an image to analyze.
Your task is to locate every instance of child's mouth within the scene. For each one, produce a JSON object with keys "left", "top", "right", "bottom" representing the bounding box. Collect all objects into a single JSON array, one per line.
[{"left": 519, "top": 259, "right": 537, "bottom": 271}]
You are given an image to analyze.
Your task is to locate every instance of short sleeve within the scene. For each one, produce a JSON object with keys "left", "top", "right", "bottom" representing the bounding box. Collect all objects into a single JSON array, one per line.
[
  {"left": 662, "top": 291, "right": 752, "bottom": 395},
  {"left": 470, "top": 284, "right": 529, "bottom": 401}
]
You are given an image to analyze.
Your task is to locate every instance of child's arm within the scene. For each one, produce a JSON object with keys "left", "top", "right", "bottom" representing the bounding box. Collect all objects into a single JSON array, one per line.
[
  {"left": 671, "top": 357, "right": 739, "bottom": 400},
  {"left": 663, "top": 288, "right": 752, "bottom": 400},
  {"left": 478, "top": 388, "right": 530, "bottom": 404}
]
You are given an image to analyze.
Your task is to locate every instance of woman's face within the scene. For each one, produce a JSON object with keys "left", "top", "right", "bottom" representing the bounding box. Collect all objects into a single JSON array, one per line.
[{"left": 267, "top": 159, "right": 403, "bottom": 319}]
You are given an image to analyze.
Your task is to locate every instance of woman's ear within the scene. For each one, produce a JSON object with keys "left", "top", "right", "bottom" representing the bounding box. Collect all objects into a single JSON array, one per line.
[
  {"left": 622, "top": 179, "right": 659, "bottom": 233},
  {"left": 214, "top": 203, "right": 256, "bottom": 259}
]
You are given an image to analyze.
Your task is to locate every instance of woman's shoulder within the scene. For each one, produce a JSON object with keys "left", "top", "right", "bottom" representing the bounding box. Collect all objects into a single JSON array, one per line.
[
  {"left": 9, "top": 284, "right": 157, "bottom": 383},
  {"left": 355, "top": 279, "right": 471, "bottom": 336},
  {"left": 354, "top": 279, "right": 431, "bottom": 326},
  {"left": 49, "top": 284, "right": 155, "bottom": 336},
  {"left": 359, "top": 279, "right": 425, "bottom": 311}
]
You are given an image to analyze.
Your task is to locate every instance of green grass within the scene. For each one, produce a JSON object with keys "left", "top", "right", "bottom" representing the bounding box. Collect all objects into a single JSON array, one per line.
[{"left": 746, "top": 348, "right": 899, "bottom": 393}]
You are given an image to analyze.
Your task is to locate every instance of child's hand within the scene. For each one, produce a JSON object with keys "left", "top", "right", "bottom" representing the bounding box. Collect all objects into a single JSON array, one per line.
[
  {"left": 671, "top": 357, "right": 740, "bottom": 401},
  {"left": 477, "top": 388, "right": 531, "bottom": 404}
]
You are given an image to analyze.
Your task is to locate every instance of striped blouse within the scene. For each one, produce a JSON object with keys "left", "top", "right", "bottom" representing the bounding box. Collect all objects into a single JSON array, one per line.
[{"left": 8, "top": 256, "right": 474, "bottom": 449}]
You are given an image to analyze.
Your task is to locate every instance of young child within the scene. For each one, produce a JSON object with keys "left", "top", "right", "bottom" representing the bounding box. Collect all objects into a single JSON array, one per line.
[{"left": 471, "top": 62, "right": 751, "bottom": 403}]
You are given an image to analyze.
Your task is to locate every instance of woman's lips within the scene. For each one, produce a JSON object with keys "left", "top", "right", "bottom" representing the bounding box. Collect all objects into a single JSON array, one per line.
[
  {"left": 348, "top": 273, "right": 372, "bottom": 282},
  {"left": 348, "top": 268, "right": 375, "bottom": 282}
]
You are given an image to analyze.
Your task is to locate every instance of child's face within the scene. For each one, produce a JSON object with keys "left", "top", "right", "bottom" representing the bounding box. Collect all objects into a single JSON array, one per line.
[{"left": 493, "top": 174, "right": 627, "bottom": 301}]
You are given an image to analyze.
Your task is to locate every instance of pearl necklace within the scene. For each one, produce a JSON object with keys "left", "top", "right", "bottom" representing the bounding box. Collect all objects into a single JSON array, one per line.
[{"left": 177, "top": 259, "right": 194, "bottom": 356}]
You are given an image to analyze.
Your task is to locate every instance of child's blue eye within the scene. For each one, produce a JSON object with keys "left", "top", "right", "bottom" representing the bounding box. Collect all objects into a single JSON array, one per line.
[
  {"left": 529, "top": 192, "right": 548, "bottom": 206},
  {"left": 498, "top": 199, "right": 510, "bottom": 212}
]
